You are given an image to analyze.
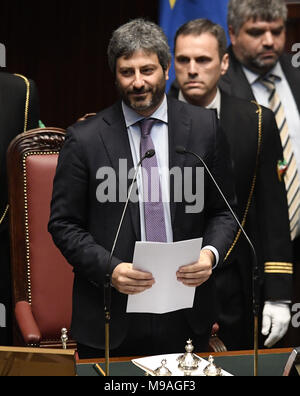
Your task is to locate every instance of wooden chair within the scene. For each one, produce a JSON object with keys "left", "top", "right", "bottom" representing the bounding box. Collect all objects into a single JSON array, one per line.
[
  {"left": 7, "top": 127, "right": 75, "bottom": 349},
  {"left": 209, "top": 323, "right": 227, "bottom": 353}
]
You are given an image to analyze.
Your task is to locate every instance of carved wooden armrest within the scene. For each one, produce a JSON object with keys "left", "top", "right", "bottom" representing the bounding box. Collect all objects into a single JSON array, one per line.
[{"left": 209, "top": 322, "right": 227, "bottom": 353}]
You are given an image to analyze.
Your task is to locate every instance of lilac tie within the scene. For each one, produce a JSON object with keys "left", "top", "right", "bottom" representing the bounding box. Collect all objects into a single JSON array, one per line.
[{"left": 140, "top": 118, "right": 167, "bottom": 242}]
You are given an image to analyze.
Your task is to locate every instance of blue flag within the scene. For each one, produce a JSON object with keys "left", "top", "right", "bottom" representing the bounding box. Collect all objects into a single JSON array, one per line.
[{"left": 159, "top": 0, "right": 230, "bottom": 91}]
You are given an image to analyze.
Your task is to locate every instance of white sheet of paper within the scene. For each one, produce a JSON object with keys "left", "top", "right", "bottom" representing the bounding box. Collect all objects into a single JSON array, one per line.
[{"left": 126, "top": 238, "right": 202, "bottom": 314}]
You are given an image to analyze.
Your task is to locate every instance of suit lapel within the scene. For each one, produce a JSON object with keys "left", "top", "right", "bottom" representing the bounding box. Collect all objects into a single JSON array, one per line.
[
  {"left": 230, "top": 59, "right": 255, "bottom": 101},
  {"left": 220, "top": 46, "right": 255, "bottom": 101},
  {"left": 100, "top": 102, "right": 133, "bottom": 170},
  {"left": 99, "top": 98, "right": 192, "bottom": 237},
  {"left": 220, "top": 91, "right": 257, "bottom": 169},
  {"left": 100, "top": 101, "right": 141, "bottom": 240},
  {"left": 167, "top": 97, "right": 191, "bottom": 225},
  {"left": 220, "top": 92, "right": 237, "bottom": 150},
  {"left": 220, "top": 92, "right": 259, "bottom": 219}
]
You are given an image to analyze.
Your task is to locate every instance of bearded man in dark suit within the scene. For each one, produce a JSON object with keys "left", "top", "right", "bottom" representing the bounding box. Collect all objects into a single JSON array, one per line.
[
  {"left": 220, "top": 0, "right": 300, "bottom": 117},
  {"left": 169, "top": 18, "right": 293, "bottom": 350},
  {"left": 48, "top": 18, "right": 237, "bottom": 359},
  {"left": 219, "top": 0, "right": 300, "bottom": 346},
  {"left": 220, "top": 0, "right": 300, "bottom": 249},
  {"left": 0, "top": 72, "right": 40, "bottom": 345}
]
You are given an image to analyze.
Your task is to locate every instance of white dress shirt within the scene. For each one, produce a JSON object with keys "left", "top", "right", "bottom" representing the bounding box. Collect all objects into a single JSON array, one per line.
[
  {"left": 122, "top": 96, "right": 173, "bottom": 243},
  {"left": 122, "top": 95, "right": 219, "bottom": 266}
]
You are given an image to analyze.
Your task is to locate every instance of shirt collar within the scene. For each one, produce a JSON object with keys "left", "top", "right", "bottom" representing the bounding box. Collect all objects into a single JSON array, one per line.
[
  {"left": 179, "top": 88, "right": 221, "bottom": 118},
  {"left": 242, "top": 62, "right": 283, "bottom": 85},
  {"left": 122, "top": 94, "right": 168, "bottom": 128}
]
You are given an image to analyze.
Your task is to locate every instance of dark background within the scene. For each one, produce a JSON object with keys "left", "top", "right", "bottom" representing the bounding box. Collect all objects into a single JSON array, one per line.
[
  {"left": 0, "top": 1, "right": 298, "bottom": 129},
  {"left": 0, "top": 1, "right": 159, "bottom": 129}
]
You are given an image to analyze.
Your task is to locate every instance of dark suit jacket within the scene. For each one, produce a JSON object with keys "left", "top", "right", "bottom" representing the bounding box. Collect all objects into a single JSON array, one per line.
[
  {"left": 220, "top": 92, "right": 293, "bottom": 300},
  {"left": 169, "top": 85, "right": 293, "bottom": 348},
  {"left": 219, "top": 46, "right": 300, "bottom": 263},
  {"left": 169, "top": 85, "right": 293, "bottom": 297},
  {"left": 48, "top": 97, "right": 237, "bottom": 350},
  {"left": 0, "top": 72, "right": 39, "bottom": 345}
]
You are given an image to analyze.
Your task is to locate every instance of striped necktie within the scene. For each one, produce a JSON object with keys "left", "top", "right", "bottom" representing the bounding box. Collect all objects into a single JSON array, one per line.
[{"left": 261, "top": 75, "right": 300, "bottom": 240}]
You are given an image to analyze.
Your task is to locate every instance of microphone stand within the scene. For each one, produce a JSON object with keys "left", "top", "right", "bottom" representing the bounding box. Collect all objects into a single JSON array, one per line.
[
  {"left": 104, "top": 149, "right": 155, "bottom": 377},
  {"left": 176, "top": 146, "right": 260, "bottom": 377}
]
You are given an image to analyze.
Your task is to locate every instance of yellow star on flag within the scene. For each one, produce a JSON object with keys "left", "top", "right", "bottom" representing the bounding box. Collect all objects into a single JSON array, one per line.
[{"left": 169, "top": 0, "right": 177, "bottom": 9}]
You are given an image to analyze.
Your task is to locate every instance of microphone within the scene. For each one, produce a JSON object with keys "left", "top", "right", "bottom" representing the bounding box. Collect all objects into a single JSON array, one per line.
[
  {"left": 105, "top": 148, "right": 155, "bottom": 281},
  {"left": 104, "top": 148, "right": 155, "bottom": 376},
  {"left": 176, "top": 145, "right": 260, "bottom": 376}
]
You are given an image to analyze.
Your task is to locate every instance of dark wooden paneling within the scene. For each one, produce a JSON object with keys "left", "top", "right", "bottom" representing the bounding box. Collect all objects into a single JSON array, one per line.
[
  {"left": 1, "top": 2, "right": 299, "bottom": 129},
  {"left": 0, "top": 1, "right": 159, "bottom": 128},
  {"left": 286, "top": 3, "right": 300, "bottom": 52}
]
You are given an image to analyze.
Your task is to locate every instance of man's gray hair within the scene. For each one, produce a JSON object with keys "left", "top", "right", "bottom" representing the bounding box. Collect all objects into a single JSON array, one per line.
[
  {"left": 107, "top": 18, "right": 172, "bottom": 74},
  {"left": 228, "top": 0, "right": 288, "bottom": 34}
]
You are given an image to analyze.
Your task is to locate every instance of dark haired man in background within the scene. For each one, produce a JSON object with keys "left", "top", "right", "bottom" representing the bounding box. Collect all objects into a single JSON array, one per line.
[
  {"left": 170, "top": 18, "right": 293, "bottom": 350},
  {"left": 219, "top": 0, "right": 300, "bottom": 346}
]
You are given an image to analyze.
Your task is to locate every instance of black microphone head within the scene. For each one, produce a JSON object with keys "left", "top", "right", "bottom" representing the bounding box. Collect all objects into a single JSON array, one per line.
[
  {"left": 176, "top": 146, "right": 187, "bottom": 155},
  {"left": 145, "top": 149, "right": 155, "bottom": 158}
]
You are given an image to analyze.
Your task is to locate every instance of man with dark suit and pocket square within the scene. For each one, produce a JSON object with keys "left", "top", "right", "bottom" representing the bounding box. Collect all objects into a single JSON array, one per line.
[
  {"left": 0, "top": 72, "right": 39, "bottom": 346},
  {"left": 169, "top": 18, "right": 293, "bottom": 350},
  {"left": 48, "top": 18, "right": 237, "bottom": 359}
]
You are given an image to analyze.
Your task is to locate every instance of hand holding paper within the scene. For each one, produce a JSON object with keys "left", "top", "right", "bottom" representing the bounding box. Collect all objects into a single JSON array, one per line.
[
  {"left": 126, "top": 238, "right": 203, "bottom": 314},
  {"left": 111, "top": 262, "right": 155, "bottom": 295},
  {"left": 177, "top": 249, "right": 214, "bottom": 287}
]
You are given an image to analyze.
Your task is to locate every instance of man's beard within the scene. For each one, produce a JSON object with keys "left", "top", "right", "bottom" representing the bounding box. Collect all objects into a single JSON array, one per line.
[
  {"left": 117, "top": 77, "right": 166, "bottom": 115},
  {"left": 249, "top": 57, "right": 278, "bottom": 74},
  {"left": 244, "top": 50, "right": 282, "bottom": 75}
]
